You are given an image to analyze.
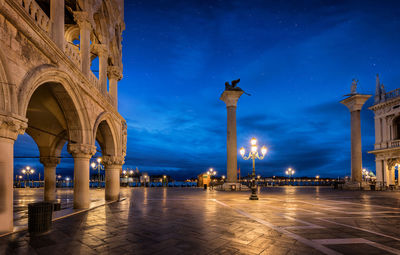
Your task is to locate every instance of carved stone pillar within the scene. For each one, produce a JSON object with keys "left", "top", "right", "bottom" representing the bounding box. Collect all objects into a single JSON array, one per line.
[
  {"left": 93, "top": 44, "right": 108, "bottom": 94},
  {"left": 103, "top": 156, "right": 124, "bottom": 201},
  {"left": 107, "top": 66, "right": 123, "bottom": 109},
  {"left": 50, "top": 0, "right": 64, "bottom": 49},
  {"left": 40, "top": 157, "right": 60, "bottom": 201},
  {"left": 73, "top": 12, "right": 91, "bottom": 76},
  {"left": 68, "top": 143, "right": 96, "bottom": 209},
  {"left": 0, "top": 115, "right": 27, "bottom": 234}
]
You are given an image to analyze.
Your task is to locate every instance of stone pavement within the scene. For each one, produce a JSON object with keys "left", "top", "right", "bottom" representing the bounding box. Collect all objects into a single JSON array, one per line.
[{"left": 1, "top": 187, "right": 400, "bottom": 254}]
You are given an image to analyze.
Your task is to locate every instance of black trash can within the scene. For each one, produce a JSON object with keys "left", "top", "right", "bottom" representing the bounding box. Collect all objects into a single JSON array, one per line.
[
  {"left": 204, "top": 184, "right": 207, "bottom": 190},
  {"left": 28, "top": 202, "right": 53, "bottom": 234},
  {"left": 53, "top": 202, "right": 61, "bottom": 211},
  {"left": 370, "top": 184, "right": 376, "bottom": 191}
]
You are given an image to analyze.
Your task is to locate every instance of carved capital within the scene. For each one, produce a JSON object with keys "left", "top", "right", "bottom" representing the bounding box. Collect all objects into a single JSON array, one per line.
[
  {"left": 73, "top": 11, "right": 91, "bottom": 29},
  {"left": 0, "top": 115, "right": 27, "bottom": 141},
  {"left": 102, "top": 155, "right": 125, "bottom": 166},
  {"left": 92, "top": 43, "right": 108, "bottom": 57},
  {"left": 220, "top": 90, "right": 244, "bottom": 107},
  {"left": 40, "top": 157, "right": 61, "bottom": 167},
  {"left": 67, "top": 143, "right": 96, "bottom": 158},
  {"left": 107, "top": 66, "right": 123, "bottom": 81}
]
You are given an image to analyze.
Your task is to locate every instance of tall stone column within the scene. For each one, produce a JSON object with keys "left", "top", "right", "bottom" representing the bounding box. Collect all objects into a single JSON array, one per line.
[
  {"left": 73, "top": 12, "right": 91, "bottom": 76},
  {"left": 107, "top": 66, "right": 123, "bottom": 109},
  {"left": 93, "top": 44, "right": 108, "bottom": 94},
  {"left": 0, "top": 115, "right": 27, "bottom": 234},
  {"left": 220, "top": 90, "right": 244, "bottom": 183},
  {"left": 340, "top": 93, "right": 371, "bottom": 183},
  {"left": 50, "top": 0, "right": 64, "bottom": 49},
  {"left": 103, "top": 156, "right": 124, "bottom": 201},
  {"left": 68, "top": 144, "right": 96, "bottom": 209},
  {"left": 40, "top": 157, "right": 60, "bottom": 201}
]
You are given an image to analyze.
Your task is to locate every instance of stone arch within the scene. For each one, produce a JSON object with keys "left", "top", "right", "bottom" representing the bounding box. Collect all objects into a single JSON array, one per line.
[
  {"left": 18, "top": 65, "right": 90, "bottom": 145},
  {"left": 93, "top": 111, "right": 118, "bottom": 157},
  {"left": 65, "top": 25, "right": 80, "bottom": 43}
]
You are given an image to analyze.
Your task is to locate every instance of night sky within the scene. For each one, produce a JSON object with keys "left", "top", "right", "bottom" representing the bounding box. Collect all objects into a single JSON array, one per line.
[{"left": 13, "top": 0, "right": 400, "bottom": 180}]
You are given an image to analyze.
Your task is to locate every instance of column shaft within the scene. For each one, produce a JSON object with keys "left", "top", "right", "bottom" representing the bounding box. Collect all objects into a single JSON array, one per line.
[
  {"left": 44, "top": 165, "right": 56, "bottom": 201},
  {"left": 109, "top": 78, "right": 118, "bottom": 108},
  {"left": 0, "top": 138, "right": 14, "bottom": 234},
  {"left": 73, "top": 156, "right": 90, "bottom": 209},
  {"left": 50, "top": 0, "right": 64, "bottom": 49},
  {"left": 105, "top": 165, "right": 120, "bottom": 201},
  {"left": 227, "top": 106, "right": 237, "bottom": 183},
  {"left": 350, "top": 110, "right": 362, "bottom": 182},
  {"left": 99, "top": 53, "right": 107, "bottom": 93}
]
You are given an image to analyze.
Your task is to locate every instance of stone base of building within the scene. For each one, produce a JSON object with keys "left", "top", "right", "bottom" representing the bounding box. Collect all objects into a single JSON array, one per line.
[
  {"left": 216, "top": 183, "right": 251, "bottom": 191},
  {"left": 343, "top": 181, "right": 372, "bottom": 190}
]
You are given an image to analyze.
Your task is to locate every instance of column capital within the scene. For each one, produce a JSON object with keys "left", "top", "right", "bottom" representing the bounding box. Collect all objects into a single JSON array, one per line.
[
  {"left": 107, "top": 66, "right": 123, "bottom": 81},
  {"left": 220, "top": 90, "right": 244, "bottom": 107},
  {"left": 67, "top": 143, "right": 96, "bottom": 158},
  {"left": 0, "top": 115, "right": 27, "bottom": 141},
  {"left": 340, "top": 94, "right": 372, "bottom": 112},
  {"left": 92, "top": 43, "right": 108, "bottom": 57},
  {"left": 73, "top": 11, "right": 91, "bottom": 29},
  {"left": 102, "top": 155, "right": 125, "bottom": 167},
  {"left": 40, "top": 157, "right": 60, "bottom": 167}
]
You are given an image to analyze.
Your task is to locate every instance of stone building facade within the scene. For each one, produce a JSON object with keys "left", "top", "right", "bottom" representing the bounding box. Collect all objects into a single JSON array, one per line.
[
  {"left": 369, "top": 75, "right": 400, "bottom": 189},
  {"left": 0, "top": 0, "right": 126, "bottom": 233}
]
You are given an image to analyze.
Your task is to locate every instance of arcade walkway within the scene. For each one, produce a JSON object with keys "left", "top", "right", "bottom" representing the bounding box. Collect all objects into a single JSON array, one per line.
[{"left": 1, "top": 187, "right": 400, "bottom": 254}]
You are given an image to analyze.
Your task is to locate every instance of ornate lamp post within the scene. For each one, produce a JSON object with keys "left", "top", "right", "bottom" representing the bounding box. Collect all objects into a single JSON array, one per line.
[
  {"left": 240, "top": 138, "right": 267, "bottom": 200},
  {"left": 286, "top": 168, "right": 295, "bottom": 185},
  {"left": 91, "top": 157, "right": 103, "bottom": 189},
  {"left": 21, "top": 166, "right": 35, "bottom": 188}
]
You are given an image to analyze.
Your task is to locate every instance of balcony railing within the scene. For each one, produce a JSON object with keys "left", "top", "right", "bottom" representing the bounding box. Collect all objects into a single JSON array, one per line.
[
  {"left": 390, "top": 140, "right": 400, "bottom": 148},
  {"left": 18, "top": 0, "right": 50, "bottom": 34},
  {"left": 64, "top": 43, "right": 81, "bottom": 67}
]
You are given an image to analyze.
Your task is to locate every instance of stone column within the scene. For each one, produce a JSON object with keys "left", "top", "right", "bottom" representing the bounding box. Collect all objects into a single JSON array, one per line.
[
  {"left": 50, "top": 0, "right": 64, "bottom": 49},
  {"left": 340, "top": 94, "right": 371, "bottom": 183},
  {"left": 68, "top": 144, "right": 96, "bottom": 209},
  {"left": 103, "top": 156, "right": 124, "bottom": 201},
  {"left": 93, "top": 44, "right": 108, "bottom": 94},
  {"left": 0, "top": 115, "right": 27, "bottom": 234},
  {"left": 220, "top": 90, "right": 244, "bottom": 183},
  {"left": 107, "top": 66, "right": 123, "bottom": 109},
  {"left": 40, "top": 157, "right": 60, "bottom": 201},
  {"left": 73, "top": 12, "right": 91, "bottom": 76}
]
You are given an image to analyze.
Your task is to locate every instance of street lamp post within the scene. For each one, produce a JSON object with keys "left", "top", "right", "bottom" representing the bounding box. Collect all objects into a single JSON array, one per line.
[
  {"left": 285, "top": 168, "right": 295, "bottom": 185},
  {"left": 21, "top": 166, "right": 35, "bottom": 188},
  {"left": 207, "top": 168, "right": 217, "bottom": 190},
  {"left": 91, "top": 157, "right": 104, "bottom": 189},
  {"left": 240, "top": 138, "right": 267, "bottom": 200}
]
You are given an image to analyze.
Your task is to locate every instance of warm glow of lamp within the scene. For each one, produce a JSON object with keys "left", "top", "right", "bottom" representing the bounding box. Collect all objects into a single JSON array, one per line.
[
  {"left": 130, "top": 170, "right": 134, "bottom": 174},
  {"left": 26, "top": 166, "right": 30, "bottom": 170},
  {"left": 30, "top": 169, "right": 34, "bottom": 174},
  {"left": 122, "top": 170, "right": 126, "bottom": 175},
  {"left": 91, "top": 162, "right": 96, "bottom": 168},
  {"left": 261, "top": 146, "right": 267, "bottom": 155},
  {"left": 240, "top": 147, "right": 245, "bottom": 156},
  {"left": 22, "top": 169, "right": 26, "bottom": 174},
  {"left": 285, "top": 171, "right": 288, "bottom": 175},
  {"left": 97, "top": 157, "right": 102, "bottom": 163},
  {"left": 251, "top": 145, "right": 257, "bottom": 153},
  {"left": 250, "top": 138, "right": 257, "bottom": 146}
]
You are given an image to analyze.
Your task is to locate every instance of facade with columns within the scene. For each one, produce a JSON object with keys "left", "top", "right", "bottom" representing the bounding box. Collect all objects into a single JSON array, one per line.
[
  {"left": 0, "top": 0, "right": 126, "bottom": 233},
  {"left": 369, "top": 75, "right": 400, "bottom": 188}
]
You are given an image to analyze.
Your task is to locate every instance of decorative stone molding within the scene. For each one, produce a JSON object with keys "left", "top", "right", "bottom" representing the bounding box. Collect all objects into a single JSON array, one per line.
[
  {"left": 0, "top": 115, "right": 27, "bottom": 140},
  {"left": 107, "top": 66, "right": 123, "bottom": 81},
  {"left": 40, "top": 157, "right": 61, "bottom": 167},
  {"left": 220, "top": 90, "right": 244, "bottom": 107},
  {"left": 102, "top": 155, "right": 125, "bottom": 166},
  {"left": 73, "top": 11, "right": 91, "bottom": 29},
  {"left": 67, "top": 143, "right": 96, "bottom": 158},
  {"left": 92, "top": 44, "right": 108, "bottom": 57}
]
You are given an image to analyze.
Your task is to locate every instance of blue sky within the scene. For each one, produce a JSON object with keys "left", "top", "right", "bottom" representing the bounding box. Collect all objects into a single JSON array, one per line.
[{"left": 14, "top": 0, "right": 400, "bottom": 180}]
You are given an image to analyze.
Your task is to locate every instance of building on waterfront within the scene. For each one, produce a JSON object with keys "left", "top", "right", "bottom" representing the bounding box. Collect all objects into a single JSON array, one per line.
[
  {"left": 0, "top": 0, "right": 126, "bottom": 233},
  {"left": 369, "top": 74, "right": 400, "bottom": 189}
]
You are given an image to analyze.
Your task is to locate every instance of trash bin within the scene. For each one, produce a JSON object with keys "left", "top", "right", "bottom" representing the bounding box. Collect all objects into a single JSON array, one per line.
[
  {"left": 53, "top": 202, "right": 61, "bottom": 211},
  {"left": 28, "top": 202, "right": 53, "bottom": 234},
  {"left": 370, "top": 185, "right": 375, "bottom": 191},
  {"left": 204, "top": 184, "right": 207, "bottom": 190}
]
